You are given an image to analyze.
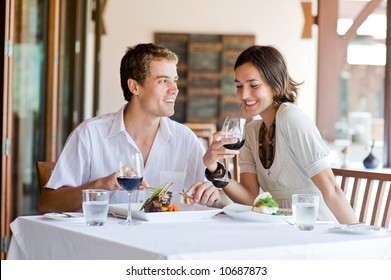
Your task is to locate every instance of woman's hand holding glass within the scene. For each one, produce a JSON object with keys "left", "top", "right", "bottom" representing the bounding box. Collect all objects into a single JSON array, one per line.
[
  {"left": 203, "top": 132, "right": 240, "bottom": 170},
  {"left": 203, "top": 116, "right": 246, "bottom": 184}
]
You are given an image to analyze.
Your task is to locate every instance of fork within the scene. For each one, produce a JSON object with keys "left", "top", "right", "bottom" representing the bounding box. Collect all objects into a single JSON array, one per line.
[
  {"left": 158, "top": 182, "right": 174, "bottom": 199},
  {"left": 147, "top": 186, "right": 193, "bottom": 199},
  {"left": 49, "top": 210, "right": 76, "bottom": 218},
  {"left": 176, "top": 191, "right": 194, "bottom": 200}
]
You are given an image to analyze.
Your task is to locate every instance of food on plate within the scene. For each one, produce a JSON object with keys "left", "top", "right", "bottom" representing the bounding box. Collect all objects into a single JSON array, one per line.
[
  {"left": 252, "top": 192, "right": 279, "bottom": 214},
  {"left": 140, "top": 185, "right": 180, "bottom": 213}
]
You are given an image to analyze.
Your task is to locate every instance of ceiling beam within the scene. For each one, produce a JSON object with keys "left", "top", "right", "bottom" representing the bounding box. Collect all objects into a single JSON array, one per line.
[{"left": 339, "top": 0, "right": 382, "bottom": 65}]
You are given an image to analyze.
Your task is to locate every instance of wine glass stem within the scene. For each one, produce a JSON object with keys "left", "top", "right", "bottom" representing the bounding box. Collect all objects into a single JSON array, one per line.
[{"left": 127, "top": 191, "right": 132, "bottom": 222}]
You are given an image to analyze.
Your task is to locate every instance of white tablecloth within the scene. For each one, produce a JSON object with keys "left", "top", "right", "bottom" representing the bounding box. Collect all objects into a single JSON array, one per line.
[{"left": 7, "top": 214, "right": 391, "bottom": 260}]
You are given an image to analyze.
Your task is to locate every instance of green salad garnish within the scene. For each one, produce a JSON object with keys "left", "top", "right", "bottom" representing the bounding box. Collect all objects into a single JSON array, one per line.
[
  {"left": 139, "top": 187, "right": 173, "bottom": 211},
  {"left": 140, "top": 188, "right": 162, "bottom": 211},
  {"left": 254, "top": 196, "right": 278, "bottom": 208}
]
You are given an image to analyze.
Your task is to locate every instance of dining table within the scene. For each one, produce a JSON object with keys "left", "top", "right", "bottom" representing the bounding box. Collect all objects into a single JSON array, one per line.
[{"left": 6, "top": 203, "right": 391, "bottom": 260}]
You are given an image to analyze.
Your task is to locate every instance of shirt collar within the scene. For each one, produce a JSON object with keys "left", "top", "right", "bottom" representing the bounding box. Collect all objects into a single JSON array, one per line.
[
  {"left": 108, "top": 104, "right": 173, "bottom": 143},
  {"left": 158, "top": 117, "right": 173, "bottom": 143},
  {"left": 108, "top": 104, "right": 127, "bottom": 138}
]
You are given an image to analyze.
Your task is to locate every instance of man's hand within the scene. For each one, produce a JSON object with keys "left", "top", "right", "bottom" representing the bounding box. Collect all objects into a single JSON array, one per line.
[{"left": 185, "top": 181, "right": 221, "bottom": 207}]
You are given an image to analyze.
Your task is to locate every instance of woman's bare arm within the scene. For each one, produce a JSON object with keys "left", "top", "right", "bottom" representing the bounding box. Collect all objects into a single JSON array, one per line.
[{"left": 312, "top": 168, "right": 359, "bottom": 224}]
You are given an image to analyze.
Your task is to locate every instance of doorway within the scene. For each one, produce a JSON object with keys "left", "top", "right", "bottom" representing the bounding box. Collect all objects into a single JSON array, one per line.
[{"left": 1, "top": 0, "right": 101, "bottom": 259}]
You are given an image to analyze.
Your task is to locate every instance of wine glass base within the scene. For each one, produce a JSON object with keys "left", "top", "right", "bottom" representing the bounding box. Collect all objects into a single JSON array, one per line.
[
  {"left": 119, "top": 219, "right": 140, "bottom": 226},
  {"left": 212, "top": 178, "right": 230, "bottom": 188},
  {"left": 214, "top": 178, "right": 230, "bottom": 182}
]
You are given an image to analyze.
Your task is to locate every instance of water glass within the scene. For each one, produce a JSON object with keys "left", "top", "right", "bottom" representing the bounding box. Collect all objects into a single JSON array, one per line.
[
  {"left": 82, "top": 189, "right": 109, "bottom": 226},
  {"left": 292, "top": 194, "right": 319, "bottom": 231}
]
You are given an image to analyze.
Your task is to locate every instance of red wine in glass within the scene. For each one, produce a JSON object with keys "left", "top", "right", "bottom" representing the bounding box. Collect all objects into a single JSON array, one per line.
[
  {"left": 214, "top": 139, "right": 244, "bottom": 187},
  {"left": 117, "top": 152, "right": 143, "bottom": 226},
  {"left": 117, "top": 177, "right": 143, "bottom": 191},
  {"left": 215, "top": 117, "right": 246, "bottom": 183},
  {"left": 223, "top": 139, "right": 245, "bottom": 150}
]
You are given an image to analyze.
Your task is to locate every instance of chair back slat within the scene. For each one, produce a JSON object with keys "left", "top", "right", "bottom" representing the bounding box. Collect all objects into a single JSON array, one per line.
[
  {"left": 332, "top": 168, "right": 391, "bottom": 228},
  {"left": 340, "top": 177, "right": 348, "bottom": 192},
  {"left": 350, "top": 177, "right": 360, "bottom": 209},
  {"left": 360, "top": 180, "right": 374, "bottom": 223},
  {"left": 372, "top": 181, "right": 386, "bottom": 226},
  {"left": 382, "top": 190, "right": 391, "bottom": 228}
]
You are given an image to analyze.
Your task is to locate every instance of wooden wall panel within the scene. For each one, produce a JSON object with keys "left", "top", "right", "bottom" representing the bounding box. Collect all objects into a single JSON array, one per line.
[{"left": 155, "top": 32, "right": 254, "bottom": 127}]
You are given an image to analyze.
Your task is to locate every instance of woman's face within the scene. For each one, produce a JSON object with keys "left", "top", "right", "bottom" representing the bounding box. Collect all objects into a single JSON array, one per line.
[{"left": 234, "top": 62, "right": 274, "bottom": 117}]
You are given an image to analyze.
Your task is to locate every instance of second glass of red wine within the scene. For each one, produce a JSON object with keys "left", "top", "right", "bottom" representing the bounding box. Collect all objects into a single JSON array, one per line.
[
  {"left": 215, "top": 116, "right": 246, "bottom": 183},
  {"left": 117, "top": 152, "right": 143, "bottom": 226}
]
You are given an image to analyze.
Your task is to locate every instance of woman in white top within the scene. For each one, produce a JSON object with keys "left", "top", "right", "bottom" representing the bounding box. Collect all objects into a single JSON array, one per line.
[{"left": 202, "top": 45, "right": 358, "bottom": 224}]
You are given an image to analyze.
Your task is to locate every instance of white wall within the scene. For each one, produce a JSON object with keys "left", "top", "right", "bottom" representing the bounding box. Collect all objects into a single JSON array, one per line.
[{"left": 99, "top": 0, "right": 318, "bottom": 120}]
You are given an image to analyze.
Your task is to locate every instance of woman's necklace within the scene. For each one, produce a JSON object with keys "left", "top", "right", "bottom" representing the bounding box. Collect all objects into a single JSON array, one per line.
[{"left": 258, "top": 120, "right": 276, "bottom": 169}]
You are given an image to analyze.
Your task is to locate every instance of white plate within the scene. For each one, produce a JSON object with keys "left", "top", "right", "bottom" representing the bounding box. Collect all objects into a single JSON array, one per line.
[
  {"left": 43, "top": 212, "right": 84, "bottom": 220},
  {"left": 109, "top": 203, "right": 222, "bottom": 222},
  {"left": 329, "top": 225, "right": 389, "bottom": 235},
  {"left": 223, "top": 203, "right": 292, "bottom": 223}
]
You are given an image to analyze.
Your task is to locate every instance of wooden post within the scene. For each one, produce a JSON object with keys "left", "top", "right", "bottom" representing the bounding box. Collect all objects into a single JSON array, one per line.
[
  {"left": 384, "top": 0, "right": 391, "bottom": 167},
  {"left": 316, "top": 0, "right": 340, "bottom": 141}
]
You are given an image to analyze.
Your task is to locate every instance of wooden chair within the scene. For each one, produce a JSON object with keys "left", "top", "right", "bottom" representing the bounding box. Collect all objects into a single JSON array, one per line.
[
  {"left": 332, "top": 168, "right": 391, "bottom": 228},
  {"left": 36, "top": 161, "right": 56, "bottom": 192},
  {"left": 184, "top": 123, "right": 216, "bottom": 148},
  {"left": 231, "top": 155, "right": 240, "bottom": 182}
]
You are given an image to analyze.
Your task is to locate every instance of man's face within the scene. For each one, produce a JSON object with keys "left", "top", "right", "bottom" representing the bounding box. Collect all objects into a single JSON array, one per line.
[{"left": 137, "top": 59, "right": 179, "bottom": 118}]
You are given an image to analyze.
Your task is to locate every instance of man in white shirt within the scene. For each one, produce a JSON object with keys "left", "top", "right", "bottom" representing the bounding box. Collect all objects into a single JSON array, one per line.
[{"left": 38, "top": 43, "right": 220, "bottom": 213}]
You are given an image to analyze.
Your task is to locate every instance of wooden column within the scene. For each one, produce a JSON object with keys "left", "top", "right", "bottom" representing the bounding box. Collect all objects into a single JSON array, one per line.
[
  {"left": 1, "top": 0, "right": 14, "bottom": 260},
  {"left": 46, "top": 0, "right": 60, "bottom": 161},
  {"left": 385, "top": 0, "right": 391, "bottom": 167},
  {"left": 316, "top": 0, "right": 340, "bottom": 140}
]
